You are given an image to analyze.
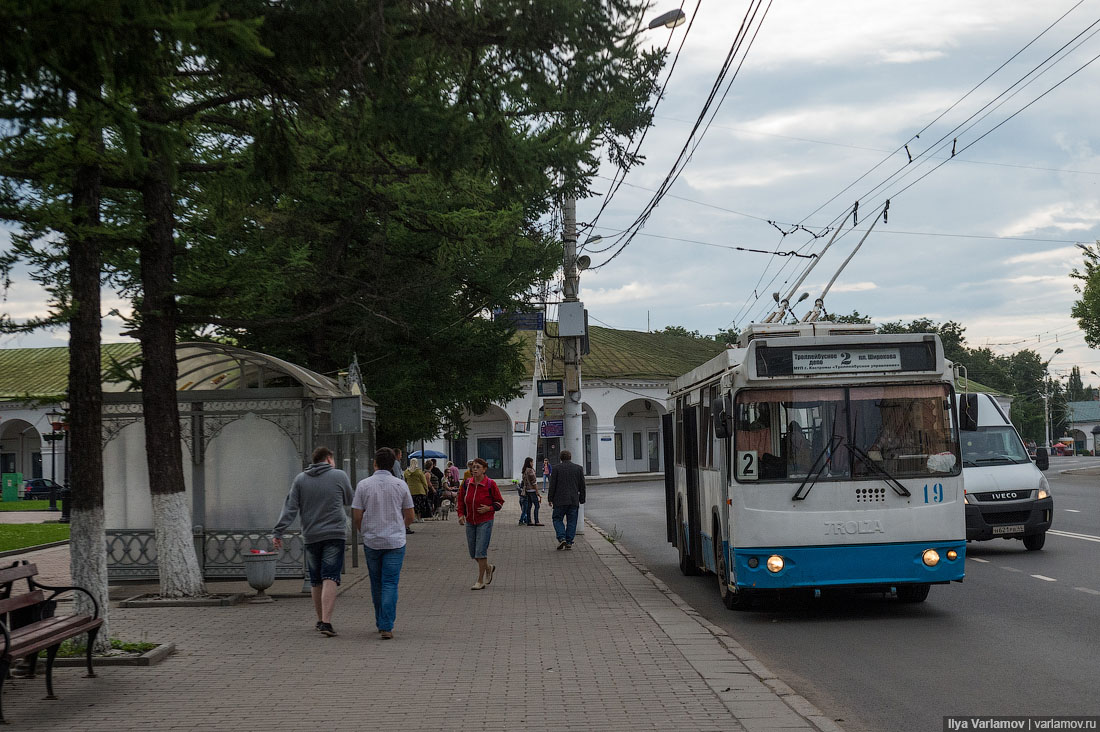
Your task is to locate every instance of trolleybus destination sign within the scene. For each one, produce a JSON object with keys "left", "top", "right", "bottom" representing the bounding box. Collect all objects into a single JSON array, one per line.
[{"left": 791, "top": 348, "right": 902, "bottom": 374}]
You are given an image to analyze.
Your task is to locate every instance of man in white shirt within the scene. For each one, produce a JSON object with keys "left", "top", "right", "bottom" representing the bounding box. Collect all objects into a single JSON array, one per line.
[{"left": 352, "top": 447, "right": 415, "bottom": 639}]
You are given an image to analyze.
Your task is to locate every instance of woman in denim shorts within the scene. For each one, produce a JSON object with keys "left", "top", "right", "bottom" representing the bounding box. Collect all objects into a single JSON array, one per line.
[{"left": 456, "top": 457, "right": 505, "bottom": 590}]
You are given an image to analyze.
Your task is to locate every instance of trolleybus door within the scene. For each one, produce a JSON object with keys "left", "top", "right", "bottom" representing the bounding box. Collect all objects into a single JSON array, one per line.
[
  {"left": 662, "top": 413, "right": 676, "bottom": 543},
  {"left": 683, "top": 404, "right": 703, "bottom": 569}
]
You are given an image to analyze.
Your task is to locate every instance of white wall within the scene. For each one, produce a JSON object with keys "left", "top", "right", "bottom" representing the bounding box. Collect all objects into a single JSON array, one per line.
[
  {"left": 104, "top": 421, "right": 193, "bottom": 529},
  {"left": 205, "top": 413, "right": 300, "bottom": 529}
]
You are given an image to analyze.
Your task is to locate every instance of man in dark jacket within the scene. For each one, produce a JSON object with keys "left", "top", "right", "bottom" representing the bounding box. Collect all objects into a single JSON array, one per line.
[
  {"left": 273, "top": 446, "right": 353, "bottom": 636},
  {"left": 547, "top": 450, "right": 586, "bottom": 550}
]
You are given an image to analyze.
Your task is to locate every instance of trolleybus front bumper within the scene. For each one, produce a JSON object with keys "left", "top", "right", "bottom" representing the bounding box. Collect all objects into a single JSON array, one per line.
[{"left": 731, "top": 540, "right": 966, "bottom": 590}]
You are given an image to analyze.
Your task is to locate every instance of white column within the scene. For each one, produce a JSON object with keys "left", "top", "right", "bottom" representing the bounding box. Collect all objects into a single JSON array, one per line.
[{"left": 594, "top": 424, "right": 618, "bottom": 479}]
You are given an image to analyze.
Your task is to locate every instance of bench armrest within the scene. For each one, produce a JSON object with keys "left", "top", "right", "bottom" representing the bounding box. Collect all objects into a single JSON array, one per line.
[
  {"left": 30, "top": 581, "right": 101, "bottom": 620},
  {"left": 0, "top": 618, "right": 10, "bottom": 659}
]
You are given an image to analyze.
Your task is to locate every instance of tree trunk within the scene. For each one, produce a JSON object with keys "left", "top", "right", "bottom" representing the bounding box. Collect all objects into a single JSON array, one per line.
[
  {"left": 67, "top": 91, "right": 110, "bottom": 650},
  {"left": 138, "top": 105, "right": 205, "bottom": 598}
]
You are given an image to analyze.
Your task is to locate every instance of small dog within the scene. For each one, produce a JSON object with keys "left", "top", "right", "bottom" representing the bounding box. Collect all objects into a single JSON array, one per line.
[{"left": 435, "top": 499, "right": 453, "bottom": 521}]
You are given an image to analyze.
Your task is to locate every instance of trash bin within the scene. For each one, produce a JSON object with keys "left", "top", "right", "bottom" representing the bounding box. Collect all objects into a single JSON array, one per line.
[
  {"left": 59, "top": 486, "right": 72, "bottom": 523},
  {"left": 243, "top": 550, "right": 279, "bottom": 603},
  {"left": 1, "top": 473, "right": 22, "bottom": 502}
]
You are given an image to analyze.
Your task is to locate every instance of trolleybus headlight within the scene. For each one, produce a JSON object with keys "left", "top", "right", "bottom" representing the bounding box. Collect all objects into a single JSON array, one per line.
[
  {"left": 963, "top": 492, "right": 971, "bottom": 504},
  {"left": 946, "top": 550, "right": 958, "bottom": 561},
  {"left": 922, "top": 549, "right": 940, "bottom": 567},
  {"left": 747, "top": 557, "right": 759, "bottom": 569},
  {"left": 766, "top": 555, "right": 785, "bottom": 573}
]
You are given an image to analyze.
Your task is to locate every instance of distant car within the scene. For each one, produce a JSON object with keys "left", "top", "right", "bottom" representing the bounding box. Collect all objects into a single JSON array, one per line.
[{"left": 22, "top": 478, "right": 63, "bottom": 500}]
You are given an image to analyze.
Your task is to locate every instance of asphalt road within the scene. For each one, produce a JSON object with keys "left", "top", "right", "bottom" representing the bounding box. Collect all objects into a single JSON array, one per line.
[{"left": 584, "top": 458, "right": 1100, "bottom": 732}]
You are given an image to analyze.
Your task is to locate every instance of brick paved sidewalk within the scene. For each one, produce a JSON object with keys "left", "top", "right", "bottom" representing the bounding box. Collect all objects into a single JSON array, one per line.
[{"left": 1, "top": 503, "right": 842, "bottom": 732}]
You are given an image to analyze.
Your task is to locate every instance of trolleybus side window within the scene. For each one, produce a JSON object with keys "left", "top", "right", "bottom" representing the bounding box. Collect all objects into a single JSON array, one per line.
[{"left": 675, "top": 396, "right": 684, "bottom": 466}]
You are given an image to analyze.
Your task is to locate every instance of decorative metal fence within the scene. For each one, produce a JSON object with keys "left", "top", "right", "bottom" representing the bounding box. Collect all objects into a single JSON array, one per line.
[{"left": 106, "top": 529, "right": 306, "bottom": 581}]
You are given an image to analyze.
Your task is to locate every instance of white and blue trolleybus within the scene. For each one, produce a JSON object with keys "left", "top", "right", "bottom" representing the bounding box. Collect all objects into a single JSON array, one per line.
[{"left": 663, "top": 321, "right": 966, "bottom": 608}]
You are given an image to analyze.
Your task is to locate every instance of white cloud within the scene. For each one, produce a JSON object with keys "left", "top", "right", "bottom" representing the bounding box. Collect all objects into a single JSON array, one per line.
[
  {"left": 1005, "top": 246, "right": 1082, "bottom": 265},
  {"left": 998, "top": 203, "right": 1100, "bottom": 237}
]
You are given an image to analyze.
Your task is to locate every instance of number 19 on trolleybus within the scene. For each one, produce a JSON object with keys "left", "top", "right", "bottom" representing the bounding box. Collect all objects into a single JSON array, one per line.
[{"left": 662, "top": 322, "right": 966, "bottom": 609}]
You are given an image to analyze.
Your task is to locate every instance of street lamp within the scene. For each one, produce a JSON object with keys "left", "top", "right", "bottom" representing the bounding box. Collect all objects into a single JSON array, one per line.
[
  {"left": 45, "top": 408, "right": 63, "bottom": 512},
  {"left": 1041, "top": 348, "right": 1063, "bottom": 451}
]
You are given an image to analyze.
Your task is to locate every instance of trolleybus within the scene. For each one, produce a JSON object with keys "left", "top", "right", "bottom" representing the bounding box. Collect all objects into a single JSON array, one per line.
[{"left": 663, "top": 321, "right": 966, "bottom": 608}]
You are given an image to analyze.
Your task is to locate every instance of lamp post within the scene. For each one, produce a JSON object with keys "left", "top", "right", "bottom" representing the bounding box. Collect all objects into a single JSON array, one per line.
[
  {"left": 1041, "top": 348, "right": 1063, "bottom": 451},
  {"left": 45, "top": 408, "right": 63, "bottom": 512}
]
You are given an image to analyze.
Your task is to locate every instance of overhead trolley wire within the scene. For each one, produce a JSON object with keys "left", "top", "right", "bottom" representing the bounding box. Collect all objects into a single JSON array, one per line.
[
  {"left": 732, "top": 5, "right": 1100, "bottom": 327},
  {"left": 585, "top": 0, "right": 774, "bottom": 270}
]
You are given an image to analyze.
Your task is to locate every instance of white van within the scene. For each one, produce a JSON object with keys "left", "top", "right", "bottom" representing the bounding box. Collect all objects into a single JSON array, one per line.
[{"left": 957, "top": 392, "right": 1053, "bottom": 550}]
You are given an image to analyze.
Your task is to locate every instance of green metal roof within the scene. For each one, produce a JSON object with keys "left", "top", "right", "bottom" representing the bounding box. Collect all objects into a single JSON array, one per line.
[
  {"left": 0, "top": 343, "right": 142, "bottom": 400},
  {"left": 516, "top": 326, "right": 726, "bottom": 380}
]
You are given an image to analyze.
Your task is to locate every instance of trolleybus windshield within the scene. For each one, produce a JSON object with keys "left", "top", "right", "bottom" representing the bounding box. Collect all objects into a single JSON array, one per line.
[{"left": 734, "top": 384, "right": 958, "bottom": 483}]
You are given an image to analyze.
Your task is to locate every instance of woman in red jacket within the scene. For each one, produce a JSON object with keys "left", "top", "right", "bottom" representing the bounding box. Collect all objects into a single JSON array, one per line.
[{"left": 457, "top": 457, "right": 505, "bottom": 590}]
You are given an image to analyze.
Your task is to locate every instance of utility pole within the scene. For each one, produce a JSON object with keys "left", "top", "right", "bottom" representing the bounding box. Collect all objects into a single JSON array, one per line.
[
  {"left": 561, "top": 198, "right": 586, "bottom": 532},
  {"left": 561, "top": 198, "right": 583, "bottom": 463}
]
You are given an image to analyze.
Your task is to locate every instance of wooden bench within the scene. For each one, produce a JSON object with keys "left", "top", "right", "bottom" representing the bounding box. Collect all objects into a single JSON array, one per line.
[{"left": 0, "top": 561, "right": 103, "bottom": 724}]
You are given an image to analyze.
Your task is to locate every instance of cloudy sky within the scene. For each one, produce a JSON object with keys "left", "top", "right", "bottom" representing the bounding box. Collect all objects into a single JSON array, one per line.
[
  {"left": 571, "top": 0, "right": 1100, "bottom": 385},
  {"left": 2, "top": 1, "right": 1099, "bottom": 388}
]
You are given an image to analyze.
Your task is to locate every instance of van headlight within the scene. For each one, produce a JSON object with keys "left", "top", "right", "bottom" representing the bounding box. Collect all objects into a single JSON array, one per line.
[
  {"left": 1037, "top": 475, "right": 1050, "bottom": 500},
  {"left": 963, "top": 492, "right": 971, "bottom": 505}
]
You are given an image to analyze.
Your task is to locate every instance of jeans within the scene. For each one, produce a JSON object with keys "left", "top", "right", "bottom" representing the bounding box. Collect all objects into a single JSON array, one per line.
[
  {"left": 465, "top": 519, "right": 494, "bottom": 559},
  {"left": 552, "top": 505, "right": 579, "bottom": 544},
  {"left": 528, "top": 493, "right": 540, "bottom": 524},
  {"left": 304, "top": 539, "right": 345, "bottom": 587},
  {"left": 518, "top": 494, "right": 530, "bottom": 524},
  {"left": 363, "top": 545, "right": 406, "bottom": 632}
]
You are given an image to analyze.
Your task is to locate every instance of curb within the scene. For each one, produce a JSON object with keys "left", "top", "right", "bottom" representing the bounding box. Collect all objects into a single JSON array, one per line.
[
  {"left": 584, "top": 517, "right": 845, "bottom": 732},
  {"left": 0, "top": 540, "right": 69, "bottom": 559},
  {"left": 52, "top": 642, "right": 176, "bottom": 668}
]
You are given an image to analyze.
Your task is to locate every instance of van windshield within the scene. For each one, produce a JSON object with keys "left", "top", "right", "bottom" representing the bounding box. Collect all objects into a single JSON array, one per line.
[{"left": 960, "top": 427, "right": 1030, "bottom": 466}]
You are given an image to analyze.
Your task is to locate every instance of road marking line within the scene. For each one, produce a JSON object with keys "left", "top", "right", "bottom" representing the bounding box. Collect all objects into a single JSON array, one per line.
[
  {"left": 1074, "top": 587, "right": 1100, "bottom": 595},
  {"left": 1064, "top": 509, "right": 1081, "bottom": 513},
  {"left": 1002, "top": 567, "right": 1023, "bottom": 573},
  {"left": 1032, "top": 575, "right": 1057, "bottom": 582},
  {"left": 1049, "top": 529, "right": 1100, "bottom": 543},
  {"left": 969, "top": 557, "right": 990, "bottom": 563}
]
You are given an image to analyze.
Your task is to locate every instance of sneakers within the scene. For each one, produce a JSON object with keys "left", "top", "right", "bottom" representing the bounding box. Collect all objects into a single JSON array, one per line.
[
  {"left": 471, "top": 582, "right": 485, "bottom": 590},
  {"left": 565, "top": 543, "right": 573, "bottom": 550},
  {"left": 485, "top": 564, "right": 496, "bottom": 585},
  {"left": 379, "top": 631, "right": 394, "bottom": 640},
  {"left": 533, "top": 523, "right": 545, "bottom": 526},
  {"left": 315, "top": 621, "right": 324, "bottom": 632},
  {"left": 557, "top": 539, "right": 567, "bottom": 551},
  {"left": 406, "top": 528, "right": 415, "bottom": 534},
  {"left": 318, "top": 622, "right": 336, "bottom": 637}
]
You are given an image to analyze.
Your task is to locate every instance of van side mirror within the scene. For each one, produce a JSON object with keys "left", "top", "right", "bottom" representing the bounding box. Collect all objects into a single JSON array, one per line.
[
  {"left": 1035, "top": 447, "right": 1049, "bottom": 471},
  {"left": 712, "top": 396, "right": 732, "bottom": 439},
  {"left": 960, "top": 393, "right": 979, "bottom": 432}
]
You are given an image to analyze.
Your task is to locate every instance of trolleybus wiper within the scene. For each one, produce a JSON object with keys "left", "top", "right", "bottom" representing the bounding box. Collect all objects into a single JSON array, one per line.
[
  {"left": 846, "top": 442, "right": 912, "bottom": 497},
  {"left": 792, "top": 434, "right": 843, "bottom": 501}
]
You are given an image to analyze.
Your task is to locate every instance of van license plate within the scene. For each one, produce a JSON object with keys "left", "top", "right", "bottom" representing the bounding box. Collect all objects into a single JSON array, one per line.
[{"left": 992, "top": 524, "right": 1025, "bottom": 535}]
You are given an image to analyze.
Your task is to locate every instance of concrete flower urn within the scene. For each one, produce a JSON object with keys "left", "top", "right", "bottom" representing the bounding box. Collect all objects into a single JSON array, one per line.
[{"left": 243, "top": 550, "right": 279, "bottom": 603}]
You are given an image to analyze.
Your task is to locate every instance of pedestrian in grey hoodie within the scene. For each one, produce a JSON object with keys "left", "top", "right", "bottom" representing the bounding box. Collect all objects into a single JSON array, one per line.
[{"left": 273, "top": 446, "right": 352, "bottom": 636}]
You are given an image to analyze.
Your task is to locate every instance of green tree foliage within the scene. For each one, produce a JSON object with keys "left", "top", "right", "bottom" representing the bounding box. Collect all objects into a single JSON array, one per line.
[
  {"left": 1071, "top": 241, "right": 1100, "bottom": 346},
  {"left": 830, "top": 310, "right": 872, "bottom": 324}
]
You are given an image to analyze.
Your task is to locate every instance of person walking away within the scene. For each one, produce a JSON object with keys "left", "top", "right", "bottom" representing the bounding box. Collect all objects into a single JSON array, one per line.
[
  {"left": 457, "top": 457, "right": 504, "bottom": 590},
  {"left": 427, "top": 458, "right": 445, "bottom": 514},
  {"left": 273, "top": 446, "right": 353, "bottom": 637},
  {"left": 542, "top": 458, "right": 551, "bottom": 490},
  {"left": 352, "top": 448, "right": 415, "bottom": 640},
  {"left": 548, "top": 450, "right": 585, "bottom": 550},
  {"left": 404, "top": 458, "right": 431, "bottom": 522},
  {"left": 521, "top": 457, "right": 541, "bottom": 526}
]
